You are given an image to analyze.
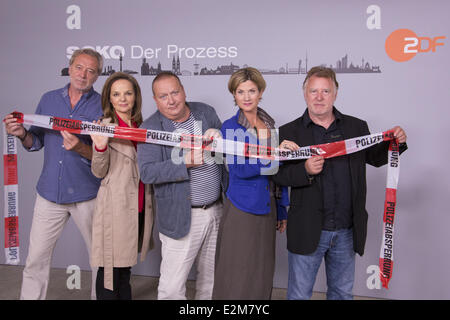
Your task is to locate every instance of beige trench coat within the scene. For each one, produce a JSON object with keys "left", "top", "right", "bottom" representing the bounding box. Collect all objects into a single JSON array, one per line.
[{"left": 90, "top": 118, "right": 154, "bottom": 290}]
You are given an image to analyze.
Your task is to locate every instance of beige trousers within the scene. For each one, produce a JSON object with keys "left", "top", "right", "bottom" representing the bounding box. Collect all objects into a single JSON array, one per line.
[
  {"left": 20, "top": 194, "right": 97, "bottom": 300},
  {"left": 157, "top": 202, "right": 222, "bottom": 300}
]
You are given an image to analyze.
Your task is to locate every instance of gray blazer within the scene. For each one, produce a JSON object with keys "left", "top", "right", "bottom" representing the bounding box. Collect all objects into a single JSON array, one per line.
[{"left": 137, "top": 102, "right": 227, "bottom": 239}]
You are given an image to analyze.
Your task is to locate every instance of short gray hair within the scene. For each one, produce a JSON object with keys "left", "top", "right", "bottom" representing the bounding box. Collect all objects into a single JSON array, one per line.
[
  {"left": 69, "top": 48, "right": 103, "bottom": 75},
  {"left": 302, "top": 66, "right": 339, "bottom": 91}
]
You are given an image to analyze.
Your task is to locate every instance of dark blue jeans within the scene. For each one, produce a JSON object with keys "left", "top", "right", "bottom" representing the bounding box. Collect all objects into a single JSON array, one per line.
[{"left": 287, "top": 228, "right": 355, "bottom": 300}]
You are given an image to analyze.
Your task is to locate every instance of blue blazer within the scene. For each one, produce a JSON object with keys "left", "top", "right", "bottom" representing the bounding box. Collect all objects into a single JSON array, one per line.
[{"left": 221, "top": 110, "right": 288, "bottom": 220}]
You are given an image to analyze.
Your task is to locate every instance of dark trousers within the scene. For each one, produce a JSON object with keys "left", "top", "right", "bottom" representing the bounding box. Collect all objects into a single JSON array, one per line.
[{"left": 96, "top": 267, "right": 132, "bottom": 300}]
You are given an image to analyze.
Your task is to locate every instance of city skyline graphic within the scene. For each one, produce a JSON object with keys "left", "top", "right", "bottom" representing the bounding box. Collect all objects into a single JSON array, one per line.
[{"left": 61, "top": 51, "right": 381, "bottom": 77}]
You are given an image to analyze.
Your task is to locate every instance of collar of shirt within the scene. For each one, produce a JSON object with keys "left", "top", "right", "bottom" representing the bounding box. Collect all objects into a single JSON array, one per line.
[
  {"left": 237, "top": 107, "right": 276, "bottom": 130},
  {"left": 115, "top": 111, "right": 137, "bottom": 128},
  {"left": 302, "top": 106, "right": 343, "bottom": 128}
]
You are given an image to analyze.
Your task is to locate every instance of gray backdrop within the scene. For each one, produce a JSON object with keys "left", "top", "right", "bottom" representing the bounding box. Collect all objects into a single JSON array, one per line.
[{"left": 1, "top": 0, "right": 449, "bottom": 299}]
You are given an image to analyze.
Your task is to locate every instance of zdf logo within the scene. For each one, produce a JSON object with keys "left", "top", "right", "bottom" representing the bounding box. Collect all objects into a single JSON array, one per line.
[{"left": 385, "top": 28, "right": 445, "bottom": 62}]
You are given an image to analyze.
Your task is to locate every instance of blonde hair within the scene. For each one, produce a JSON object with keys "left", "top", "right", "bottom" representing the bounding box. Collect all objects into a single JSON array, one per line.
[
  {"left": 303, "top": 66, "right": 339, "bottom": 91},
  {"left": 228, "top": 67, "right": 266, "bottom": 94}
]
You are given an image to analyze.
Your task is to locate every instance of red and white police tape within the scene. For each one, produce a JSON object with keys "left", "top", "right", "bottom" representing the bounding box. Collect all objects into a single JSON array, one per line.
[
  {"left": 379, "top": 138, "right": 399, "bottom": 289},
  {"left": 3, "top": 125, "right": 20, "bottom": 265},
  {"left": 3, "top": 112, "right": 400, "bottom": 288}
]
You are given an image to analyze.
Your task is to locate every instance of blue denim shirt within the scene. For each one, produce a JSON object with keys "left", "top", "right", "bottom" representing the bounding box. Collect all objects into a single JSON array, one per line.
[{"left": 27, "top": 84, "right": 103, "bottom": 204}]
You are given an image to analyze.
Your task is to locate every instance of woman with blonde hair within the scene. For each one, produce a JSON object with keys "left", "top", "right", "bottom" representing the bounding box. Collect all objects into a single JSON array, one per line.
[{"left": 213, "top": 67, "right": 289, "bottom": 299}]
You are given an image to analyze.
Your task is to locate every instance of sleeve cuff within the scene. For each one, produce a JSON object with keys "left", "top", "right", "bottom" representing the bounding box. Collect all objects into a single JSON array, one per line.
[{"left": 95, "top": 145, "right": 107, "bottom": 152}]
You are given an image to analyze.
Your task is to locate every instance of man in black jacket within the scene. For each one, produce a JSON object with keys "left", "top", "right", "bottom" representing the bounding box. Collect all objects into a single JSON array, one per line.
[{"left": 273, "top": 66, "right": 407, "bottom": 299}]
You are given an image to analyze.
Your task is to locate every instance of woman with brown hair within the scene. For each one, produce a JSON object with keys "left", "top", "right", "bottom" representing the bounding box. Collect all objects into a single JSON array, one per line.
[{"left": 90, "top": 72, "right": 154, "bottom": 299}]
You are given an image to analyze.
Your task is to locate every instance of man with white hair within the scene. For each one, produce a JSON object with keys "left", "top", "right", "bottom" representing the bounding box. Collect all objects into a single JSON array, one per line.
[{"left": 4, "top": 48, "right": 103, "bottom": 300}]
